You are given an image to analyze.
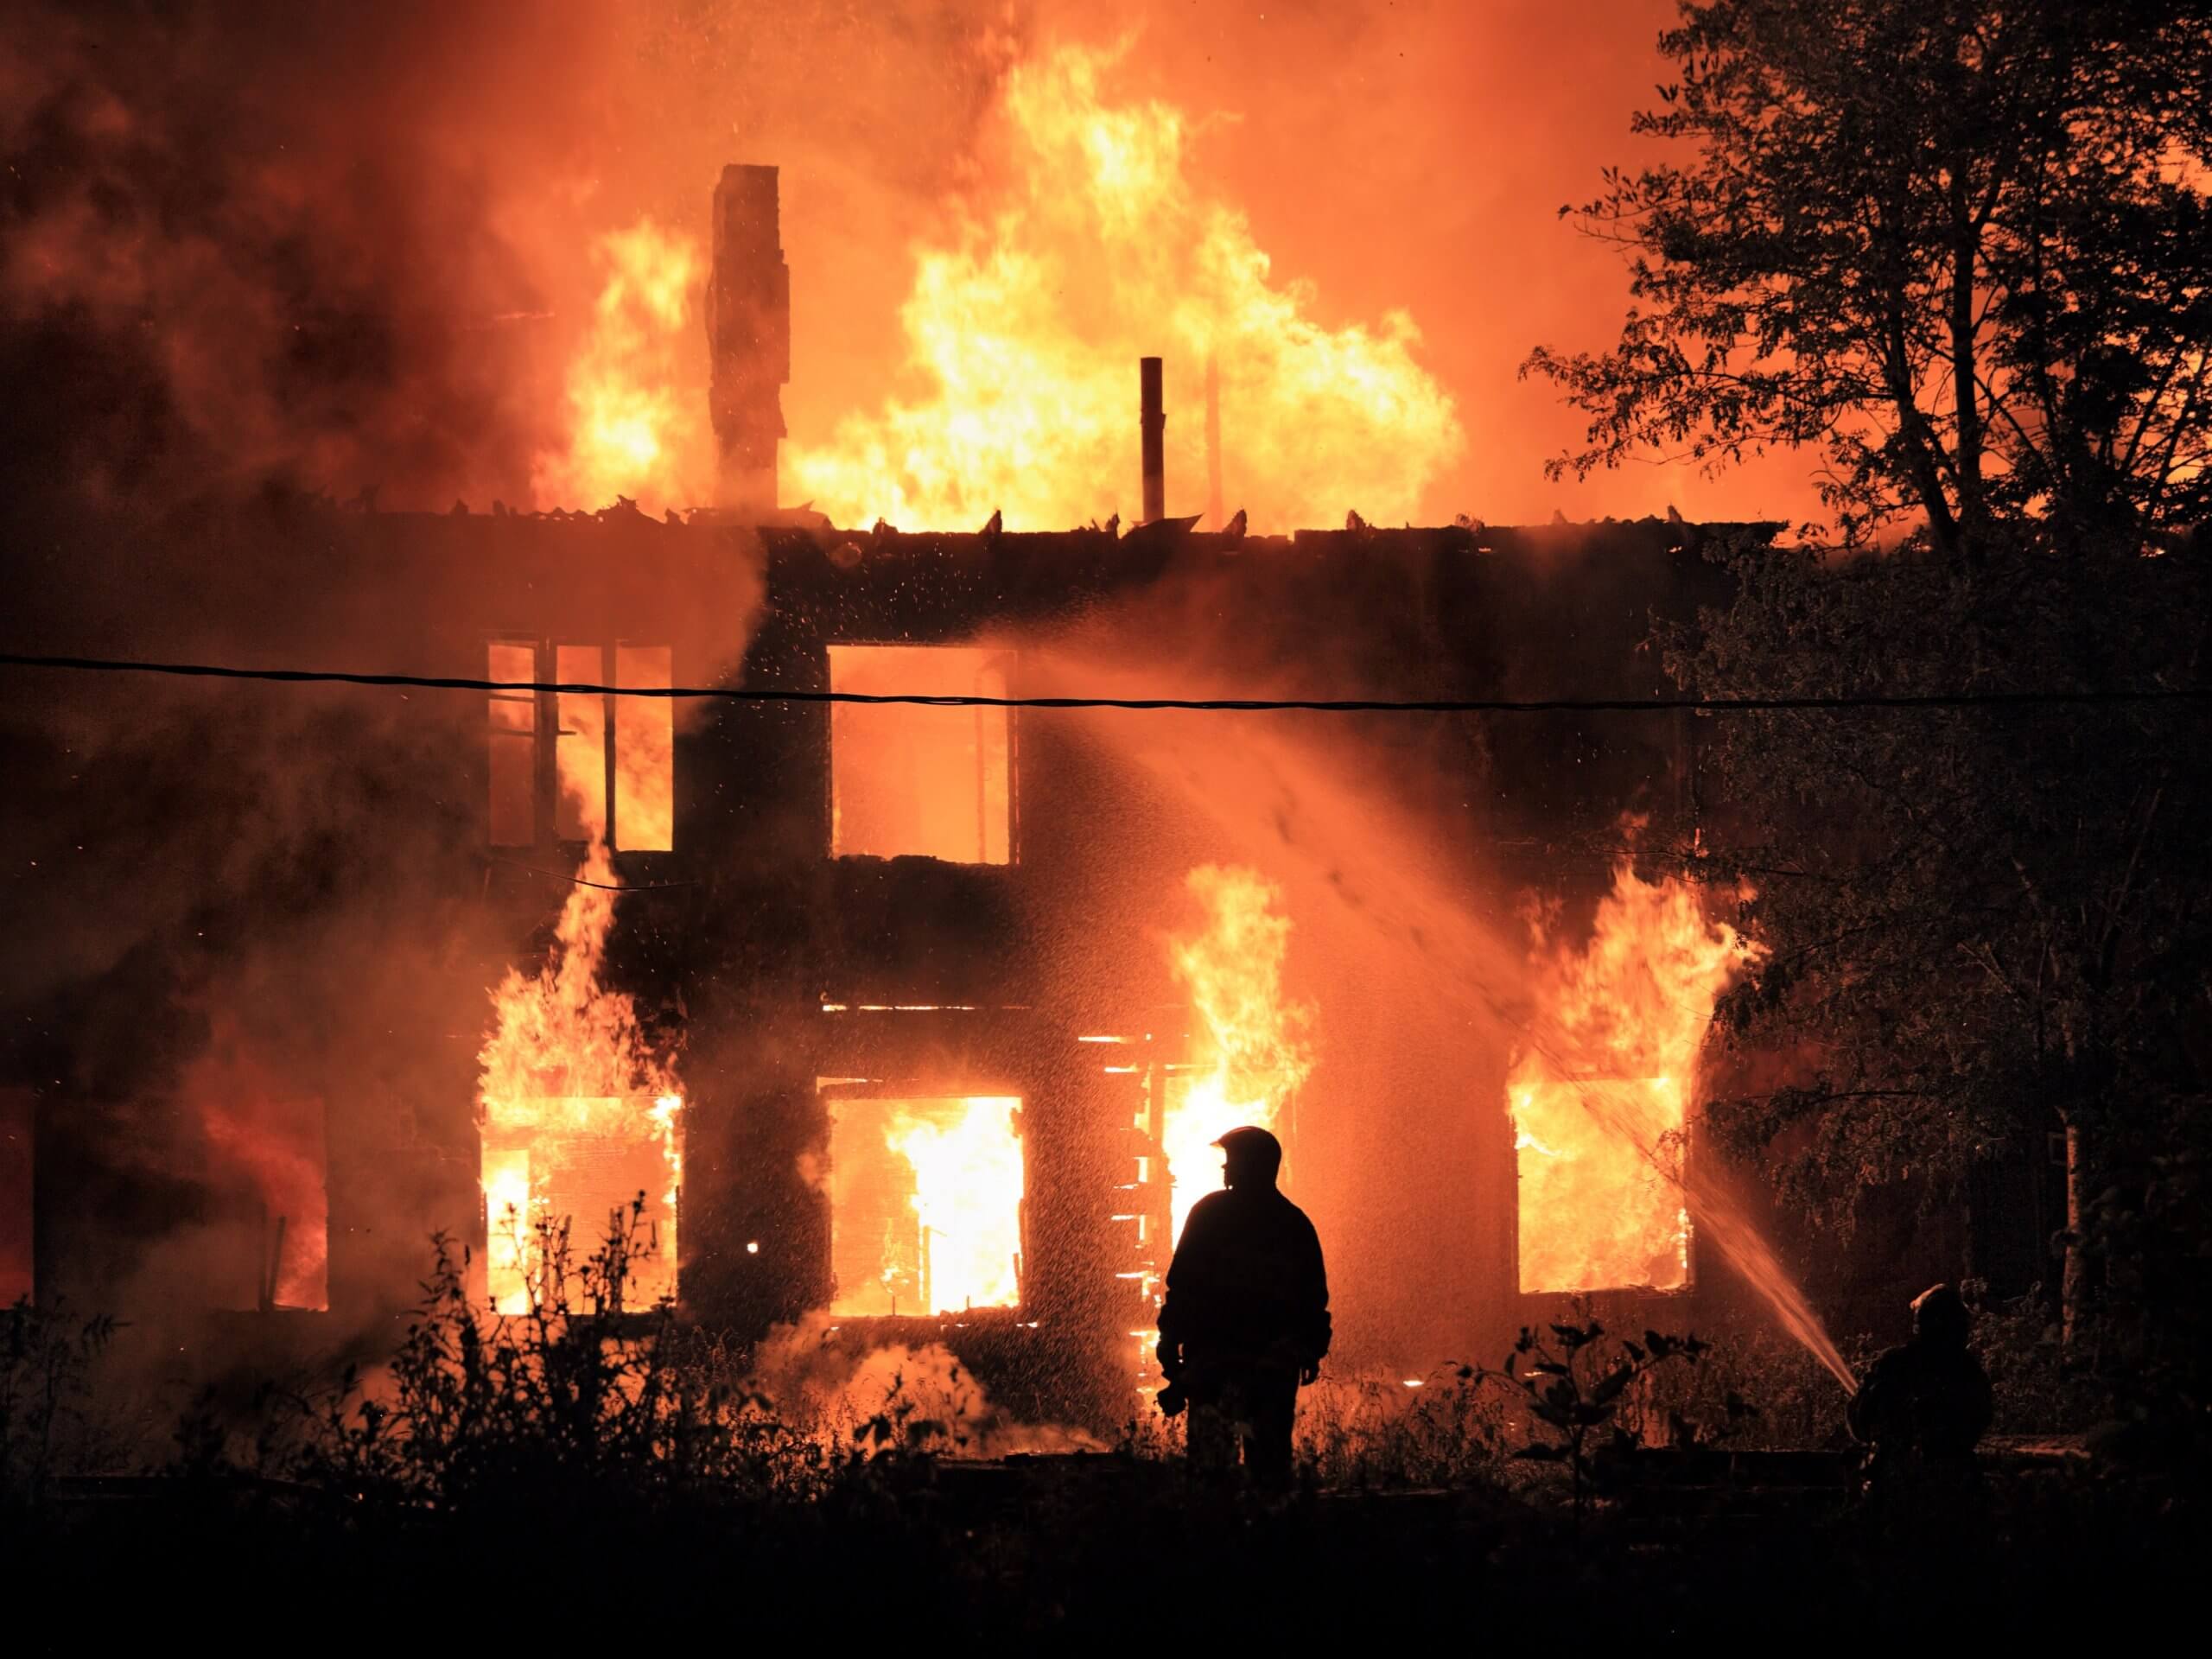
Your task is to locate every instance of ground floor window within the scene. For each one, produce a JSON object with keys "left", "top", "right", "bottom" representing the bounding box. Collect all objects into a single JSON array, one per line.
[
  {"left": 1513, "top": 1075, "right": 1690, "bottom": 1294},
  {"left": 823, "top": 1089, "right": 1024, "bottom": 1317},
  {"left": 481, "top": 1095, "right": 682, "bottom": 1314}
]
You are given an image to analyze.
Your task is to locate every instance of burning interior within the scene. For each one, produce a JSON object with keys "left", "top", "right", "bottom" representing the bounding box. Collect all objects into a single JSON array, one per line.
[
  {"left": 1509, "top": 862, "right": 1760, "bottom": 1297},
  {"left": 828, "top": 645, "right": 1014, "bottom": 865},
  {"left": 481, "top": 1094, "right": 682, "bottom": 1314},
  {"left": 823, "top": 1089, "right": 1026, "bottom": 1319}
]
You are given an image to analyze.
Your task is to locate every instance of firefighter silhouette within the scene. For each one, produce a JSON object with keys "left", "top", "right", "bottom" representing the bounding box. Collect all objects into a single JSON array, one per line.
[
  {"left": 1848, "top": 1282, "right": 1994, "bottom": 1491},
  {"left": 1155, "top": 1126, "right": 1330, "bottom": 1484}
]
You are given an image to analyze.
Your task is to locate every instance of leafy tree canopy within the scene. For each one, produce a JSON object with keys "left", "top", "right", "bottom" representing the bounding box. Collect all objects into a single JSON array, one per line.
[
  {"left": 1672, "top": 539, "right": 2208, "bottom": 1217},
  {"left": 1537, "top": 3, "right": 2212, "bottom": 1368},
  {"left": 1528, "top": 0, "right": 2212, "bottom": 552}
]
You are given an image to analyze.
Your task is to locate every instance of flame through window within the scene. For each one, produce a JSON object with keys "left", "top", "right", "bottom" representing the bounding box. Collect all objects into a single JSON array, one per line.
[
  {"left": 486, "top": 640, "right": 674, "bottom": 851},
  {"left": 823, "top": 1090, "right": 1025, "bottom": 1318}
]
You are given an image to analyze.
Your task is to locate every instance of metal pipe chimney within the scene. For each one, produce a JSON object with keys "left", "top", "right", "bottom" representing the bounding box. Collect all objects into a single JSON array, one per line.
[
  {"left": 1140, "top": 356, "right": 1166, "bottom": 524},
  {"left": 1204, "top": 356, "right": 1223, "bottom": 530}
]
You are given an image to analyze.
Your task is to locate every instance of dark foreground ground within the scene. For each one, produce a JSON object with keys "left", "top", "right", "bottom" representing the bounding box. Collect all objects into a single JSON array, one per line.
[
  {"left": 13, "top": 1446, "right": 2200, "bottom": 1643},
  {"left": 10, "top": 1279, "right": 2198, "bottom": 1638}
]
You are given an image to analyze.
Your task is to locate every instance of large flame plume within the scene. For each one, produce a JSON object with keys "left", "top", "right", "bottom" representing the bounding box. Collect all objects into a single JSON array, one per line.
[
  {"left": 788, "top": 42, "right": 1463, "bottom": 531},
  {"left": 1164, "top": 865, "right": 1314, "bottom": 1243},
  {"left": 531, "top": 219, "right": 711, "bottom": 515},
  {"left": 1511, "top": 862, "right": 1760, "bottom": 1294},
  {"left": 478, "top": 839, "right": 682, "bottom": 1314}
]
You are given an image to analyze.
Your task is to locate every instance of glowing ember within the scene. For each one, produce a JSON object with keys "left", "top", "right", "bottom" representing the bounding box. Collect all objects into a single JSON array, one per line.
[
  {"left": 1511, "top": 862, "right": 1760, "bottom": 1294},
  {"left": 479, "top": 837, "right": 682, "bottom": 1314},
  {"left": 1163, "top": 866, "right": 1314, "bottom": 1243},
  {"left": 787, "top": 42, "right": 1462, "bottom": 531},
  {"left": 828, "top": 1095, "right": 1024, "bottom": 1317},
  {"left": 531, "top": 219, "right": 712, "bottom": 514}
]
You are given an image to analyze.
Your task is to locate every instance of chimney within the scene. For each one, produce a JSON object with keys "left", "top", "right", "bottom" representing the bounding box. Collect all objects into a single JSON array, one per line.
[
  {"left": 1140, "top": 356, "right": 1166, "bottom": 524},
  {"left": 709, "top": 165, "right": 790, "bottom": 521}
]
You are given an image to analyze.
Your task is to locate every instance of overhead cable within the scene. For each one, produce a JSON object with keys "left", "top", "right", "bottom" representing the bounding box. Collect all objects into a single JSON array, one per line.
[{"left": 0, "top": 651, "right": 2202, "bottom": 715}]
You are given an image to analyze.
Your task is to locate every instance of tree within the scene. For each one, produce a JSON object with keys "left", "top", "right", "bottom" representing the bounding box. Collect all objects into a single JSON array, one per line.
[
  {"left": 1531, "top": 1, "right": 2212, "bottom": 1368},
  {"left": 1666, "top": 538, "right": 2209, "bottom": 1360},
  {"left": 1526, "top": 0, "right": 2212, "bottom": 553}
]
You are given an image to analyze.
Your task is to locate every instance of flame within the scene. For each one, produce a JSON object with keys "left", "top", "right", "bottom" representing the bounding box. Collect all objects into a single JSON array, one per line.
[
  {"left": 478, "top": 837, "right": 682, "bottom": 1314},
  {"left": 828, "top": 1095, "right": 1024, "bottom": 1317},
  {"left": 521, "top": 644, "right": 676, "bottom": 853},
  {"left": 613, "top": 645, "right": 674, "bottom": 852},
  {"left": 481, "top": 1146, "right": 532, "bottom": 1312},
  {"left": 1163, "top": 865, "right": 1314, "bottom": 1243},
  {"left": 1511, "top": 862, "right": 1760, "bottom": 1294},
  {"left": 788, "top": 42, "right": 1462, "bottom": 531},
  {"left": 531, "top": 219, "right": 712, "bottom": 514},
  {"left": 888, "top": 1097, "right": 1025, "bottom": 1314},
  {"left": 554, "top": 644, "right": 607, "bottom": 841}
]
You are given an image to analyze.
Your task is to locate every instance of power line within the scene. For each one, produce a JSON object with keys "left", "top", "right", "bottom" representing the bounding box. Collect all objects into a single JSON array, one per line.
[
  {"left": 0, "top": 650, "right": 2203, "bottom": 715},
  {"left": 479, "top": 853, "right": 695, "bottom": 893}
]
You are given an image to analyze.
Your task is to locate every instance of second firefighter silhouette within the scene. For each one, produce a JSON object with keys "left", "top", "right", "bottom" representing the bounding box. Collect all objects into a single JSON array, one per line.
[
  {"left": 1847, "top": 1283, "right": 1993, "bottom": 1484},
  {"left": 1156, "top": 1126, "right": 1331, "bottom": 1481}
]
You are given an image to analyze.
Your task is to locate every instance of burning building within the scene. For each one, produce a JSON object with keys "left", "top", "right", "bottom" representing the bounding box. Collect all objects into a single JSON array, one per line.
[{"left": 12, "top": 161, "right": 2036, "bottom": 1423}]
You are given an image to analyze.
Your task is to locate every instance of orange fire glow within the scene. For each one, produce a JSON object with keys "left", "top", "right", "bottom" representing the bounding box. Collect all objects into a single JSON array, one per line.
[
  {"left": 891, "top": 1096, "right": 1025, "bottom": 1313},
  {"left": 497, "top": 641, "right": 677, "bottom": 854},
  {"left": 829, "top": 645, "right": 1012, "bottom": 864},
  {"left": 479, "top": 837, "right": 682, "bottom": 1314},
  {"left": 1511, "top": 862, "right": 1760, "bottom": 1294},
  {"left": 1163, "top": 865, "right": 1314, "bottom": 1244},
  {"left": 828, "top": 1094, "right": 1025, "bottom": 1318},
  {"left": 786, "top": 42, "right": 1462, "bottom": 531},
  {"left": 613, "top": 645, "right": 675, "bottom": 852},
  {"left": 184, "top": 1016, "right": 329, "bottom": 1311},
  {"left": 531, "top": 219, "right": 712, "bottom": 515},
  {"left": 555, "top": 643, "right": 608, "bottom": 842}
]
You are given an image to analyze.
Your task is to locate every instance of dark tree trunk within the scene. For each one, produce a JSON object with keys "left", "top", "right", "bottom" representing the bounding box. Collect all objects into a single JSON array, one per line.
[{"left": 2061, "top": 1120, "right": 2088, "bottom": 1351}]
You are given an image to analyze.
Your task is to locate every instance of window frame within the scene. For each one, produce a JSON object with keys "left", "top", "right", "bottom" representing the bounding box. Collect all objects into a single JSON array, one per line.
[
  {"left": 484, "top": 636, "right": 676, "bottom": 853},
  {"left": 817, "top": 1077, "right": 1029, "bottom": 1319},
  {"left": 823, "top": 641, "right": 1021, "bottom": 867}
]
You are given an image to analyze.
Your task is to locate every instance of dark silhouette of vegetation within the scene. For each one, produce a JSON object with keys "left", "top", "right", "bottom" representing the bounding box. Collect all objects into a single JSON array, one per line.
[
  {"left": 1477, "top": 1319, "right": 1717, "bottom": 1529},
  {"left": 1, "top": 1297, "right": 114, "bottom": 1510},
  {"left": 260, "top": 1204, "right": 989, "bottom": 1520},
  {"left": 1670, "top": 537, "right": 2209, "bottom": 1382},
  {"left": 5, "top": 1225, "right": 2205, "bottom": 1640},
  {"left": 1293, "top": 1363, "right": 1510, "bottom": 1491}
]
